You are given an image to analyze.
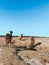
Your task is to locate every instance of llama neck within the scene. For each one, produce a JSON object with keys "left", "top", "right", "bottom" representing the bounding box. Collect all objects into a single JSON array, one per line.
[{"left": 10, "top": 33, "right": 12, "bottom": 36}]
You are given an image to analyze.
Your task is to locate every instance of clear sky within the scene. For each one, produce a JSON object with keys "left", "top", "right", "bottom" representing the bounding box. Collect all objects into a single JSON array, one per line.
[{"left": 0, "top": 0, "right": 49, "bottom": 36}]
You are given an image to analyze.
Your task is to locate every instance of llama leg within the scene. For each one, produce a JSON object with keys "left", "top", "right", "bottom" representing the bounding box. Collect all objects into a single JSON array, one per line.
[{"left": 6, "top": 39, "right": 9, "bottom": 46}]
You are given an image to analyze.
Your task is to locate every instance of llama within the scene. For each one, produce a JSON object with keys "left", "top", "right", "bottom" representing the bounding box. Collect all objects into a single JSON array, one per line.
[
  {"left": 29, "top": 36, "right": 34, "bottom": 47},
  {"left": 18, "top": 34, "right": 23, "bottom": 40},
  {"left": 5, "top": 31, "right": 13, "bottom": 46}
]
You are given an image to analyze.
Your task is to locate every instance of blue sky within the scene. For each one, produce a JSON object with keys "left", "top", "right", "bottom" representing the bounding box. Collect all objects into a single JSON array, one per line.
[{"left": 0, "top": 0, "right": 49, "bottom": 36}]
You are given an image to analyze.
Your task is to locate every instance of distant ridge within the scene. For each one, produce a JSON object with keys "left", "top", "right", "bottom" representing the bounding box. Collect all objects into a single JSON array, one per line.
[{"left": 0, "top": 35, "right": 49, "bottom": 38}]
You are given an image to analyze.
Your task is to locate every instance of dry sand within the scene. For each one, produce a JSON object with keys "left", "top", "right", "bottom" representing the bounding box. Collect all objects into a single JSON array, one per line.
[
  {"left": 0, "top": 36, "right": 49, "bottom": 65},
  {"left": 0, "top": 45, "right": 49, "bottom": 65}
]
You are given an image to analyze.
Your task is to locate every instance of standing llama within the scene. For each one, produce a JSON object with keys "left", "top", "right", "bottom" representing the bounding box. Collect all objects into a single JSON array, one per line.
[
  {"left": 5, "top": 31, "right": 13, "bottom": 46},
  {"left": 29, "top": 36, "right": 34, "bottom": 47},
  {"left": 18, "top": 34, "right": 23, "bottom": 40}
]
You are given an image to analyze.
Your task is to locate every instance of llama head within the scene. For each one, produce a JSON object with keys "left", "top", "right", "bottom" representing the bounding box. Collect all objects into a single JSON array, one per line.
[
  {"left": 10, "top": 31, "right": 13, "bottom": 33},
  {"left": 9, "top": 31, "right": 13, "bottom": 35}
]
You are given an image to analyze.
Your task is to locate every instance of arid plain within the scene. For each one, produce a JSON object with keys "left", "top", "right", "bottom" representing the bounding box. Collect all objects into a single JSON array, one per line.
[{"left": 0, "top": 36, "right": 49, "bottom": 65}]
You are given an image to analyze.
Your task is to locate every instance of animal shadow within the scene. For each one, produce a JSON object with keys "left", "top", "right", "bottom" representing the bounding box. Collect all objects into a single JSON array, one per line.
[
  {"left": 33, "top": 42, "right": 42, "bottom": 48},
  {"left": 30, "top": 42, "right": 42, "bottom": 51}
]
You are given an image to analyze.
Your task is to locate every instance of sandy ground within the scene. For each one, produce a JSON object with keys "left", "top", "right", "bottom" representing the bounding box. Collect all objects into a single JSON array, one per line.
[
  {"left": 0, "top": 36, "right": 49, "bottom": 65},
  {"left": 0, "top": 45, "right": 49, "bottom": 65}
]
